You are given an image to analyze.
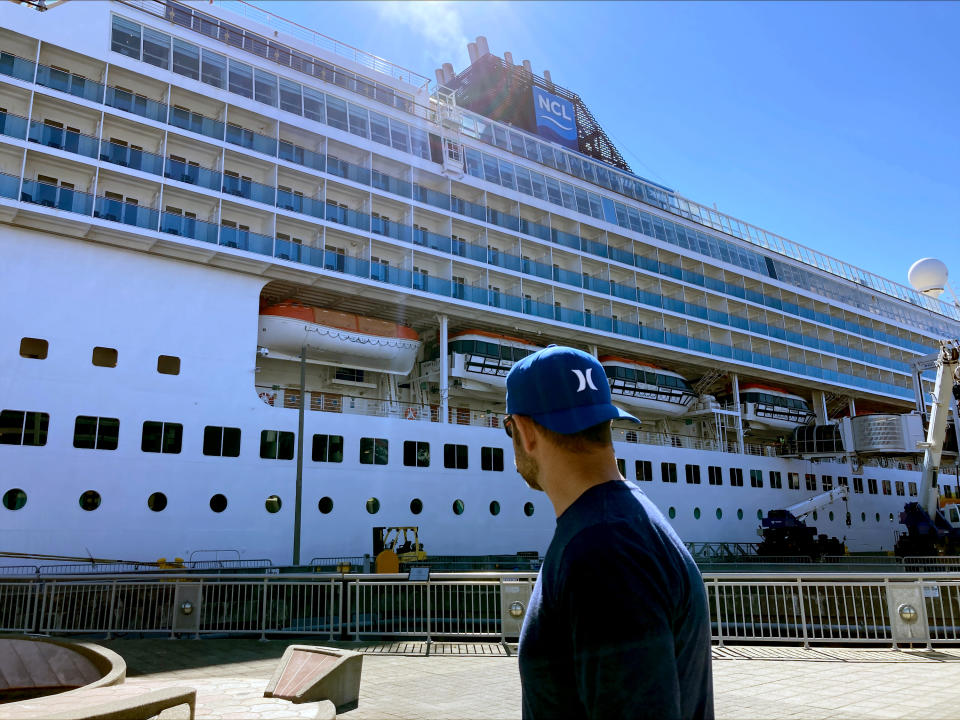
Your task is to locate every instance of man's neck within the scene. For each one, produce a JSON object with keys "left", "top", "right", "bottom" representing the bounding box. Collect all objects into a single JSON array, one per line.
[{"left": 539, "top": 450, "right": 623, "bottom": 517}]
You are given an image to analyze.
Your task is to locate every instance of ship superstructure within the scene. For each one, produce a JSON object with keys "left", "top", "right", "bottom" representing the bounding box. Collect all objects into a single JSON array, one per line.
[{"left": 1, "top": 0, "right": 958, "bottom": 564}]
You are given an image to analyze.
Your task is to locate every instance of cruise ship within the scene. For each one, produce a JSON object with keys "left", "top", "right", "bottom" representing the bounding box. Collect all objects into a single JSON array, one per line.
[{"left": 1, "top": 0, "right": 958, "bottom": 565}]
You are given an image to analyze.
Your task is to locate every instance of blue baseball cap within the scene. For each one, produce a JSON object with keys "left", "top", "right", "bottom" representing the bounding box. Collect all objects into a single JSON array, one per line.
[{"left": 505, "top": 345, "right": 640, "bottom": 434}]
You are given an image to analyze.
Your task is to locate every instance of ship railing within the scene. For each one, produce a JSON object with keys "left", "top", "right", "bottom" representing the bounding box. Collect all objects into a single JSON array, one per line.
[{"left": 4, "top": 571, "right": 960, "bottom": 647}]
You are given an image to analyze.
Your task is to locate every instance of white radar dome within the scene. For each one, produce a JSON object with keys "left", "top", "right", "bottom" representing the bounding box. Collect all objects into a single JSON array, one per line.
[{"left": 908, "top": 257, "right": 948, "bottom": 298}]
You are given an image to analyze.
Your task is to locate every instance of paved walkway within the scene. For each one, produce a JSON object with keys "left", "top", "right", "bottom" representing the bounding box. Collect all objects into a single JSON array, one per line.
[{"left": 96, "top": 639, "right": 960, "bottom": 719}]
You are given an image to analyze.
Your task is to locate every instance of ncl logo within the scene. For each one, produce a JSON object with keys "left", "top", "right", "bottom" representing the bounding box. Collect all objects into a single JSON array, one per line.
[{"left": 536, "top": 94, "right": 574, "bottom": 132}]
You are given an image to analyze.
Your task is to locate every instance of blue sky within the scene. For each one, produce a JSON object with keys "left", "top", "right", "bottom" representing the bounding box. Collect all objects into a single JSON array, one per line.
[{"left": 256, "top": 1, "right": 957, "bottom": 297}]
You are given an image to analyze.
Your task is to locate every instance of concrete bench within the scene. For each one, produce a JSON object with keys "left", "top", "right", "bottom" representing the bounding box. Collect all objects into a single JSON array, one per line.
[{"left": 0, "top": 684, "right": 196, "bottom": 720}]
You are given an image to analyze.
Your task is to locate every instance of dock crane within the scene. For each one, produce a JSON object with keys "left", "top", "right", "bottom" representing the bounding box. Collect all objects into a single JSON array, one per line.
[
  {"left": 758, "top": 486, "right": 849, "bottom": 558},
  {"left": 895, "top": 340, "right": 960, "bottom": 556}
]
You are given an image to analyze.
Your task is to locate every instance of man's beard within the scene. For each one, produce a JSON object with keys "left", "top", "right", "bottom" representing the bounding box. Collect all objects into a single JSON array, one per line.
[{"left": 513, "top": 437, "right": 543, "bottom": 492}]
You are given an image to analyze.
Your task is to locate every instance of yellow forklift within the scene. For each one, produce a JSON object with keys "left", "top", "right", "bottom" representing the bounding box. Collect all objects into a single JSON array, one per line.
[{"left": 372, "top": 526, "right": 426, "bottom": 573}]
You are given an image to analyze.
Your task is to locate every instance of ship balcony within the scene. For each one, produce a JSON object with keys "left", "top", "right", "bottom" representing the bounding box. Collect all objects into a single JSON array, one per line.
[
  {"left": 159, "top": 211, "right": 219, "bottom": 244},
  {"left": 0, "top": 109, "right": 28, "bottom": 141},
  {"left": 327, "top": 155, "right": 371, "bottom": 186},
  {"left": 521, "top": 256, "right": 552, "bottom": 281},
  {"left": 36, "top": 40, "right": 105, "bottom": 102},
  {"left": 27, "top": 120, "right": 99, "bottom": 159},
  {"left": 276, "top": 188, "right": 325, "bottom": 220},
  {"left": 164, "top": 157, "right": 222, "bottom": 191},
  {"left": 222, "top": 173, "right": 276, "bottom": 205},
  {"left": 325, "top": 201, "right": 369, "bottom": 233},
  {"left": 99, "top": 139, "right": 164, "bottom": 176},
  {"left": 219, "top": 224, "right": 274, "bottom": 255},
  {"left": 20, "top": 177, "right": 94, "bottom": 215},
  {"left": 169, "top": 105, "right": 224, "bottom": 139},
  {"left": 274, "top": 236, "right": 324, "bottom": 267},
  {"left": 412, "top": 172, "right": 450, "bottom": 211},
  {"left": 0, "top": 50, "right": 35, "bottom": 83},
  {"left": 279, "top": 138, "right": 325, "bottom": 172},
  {"left": 371, "top": 213, "right": 411, "bottom": 244},
  {"left": 323, "top": 249, "right": 370, "bottom": 279},
  {"left": 410, "top": 227, "right": 451, "bottom": 254},
  {"left": 225, "top": 121, "right": 277, "bottom": 156},
  {"left": 450, "top": 194, "right": 486, "bottom": 223},
  {"left": 371, "top": 167, "right": 412, "bottom": 199}
]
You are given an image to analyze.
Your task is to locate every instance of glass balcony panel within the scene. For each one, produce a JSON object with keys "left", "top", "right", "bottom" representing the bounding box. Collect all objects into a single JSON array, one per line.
[
  {"left": 519, "top": 218, "right": 550, "bottom": 242},
  {"left": 451, "top": 237, "right": 486, "bottom": 262},
  {"left": 524, "top": 298, "right": 555, "bottom": 320},
  {"left": 0, "top": 172, "right": 19, "bottom": 199},
  {"left": 36, "top": 64, "right": 104, "bottom": 103},
  {"left": 451, "top": 196, "right": 486, "bottom": 222},
  {"left": 278, "top": 141, "right": 325, "bottom": 172},
  {"left": 583, "top": 276, "right": 610, "bottom": 294},
  {"left": 99, "top": 141, "right": 164, "bottom": 175},
  {"left": 20, "top": 179, "right": 94, "bottom": 215},
  {"left": 105, "top": 87, "right": 168, "bottom": 123},
  {"left": 0, "top": 110, "right": 28, "bottom": 140},
  {"left": 613, "top": 319, "right": 640, "bottom": 338},
  {"left": 28, "top": 121, "right": 99, "bottom": 158},
  {"left": 325, "top": 204, "right": 369, "bottom": 231},
  {"left": 0, "top": 51, "right": 35, "bottom": 81},
  {"left": 159, "top": 212, "right": 218, "bottom": 243},
  {"left": 487, "top": 249, "right": 521, "bottom": 272},
  {"left": 584, "top": 314, "right": 613, "bottom": 332},
  {"left": 164, "top": 159, "right": 221, "bottom": 190},
  {"left": 327, "top": 156, "right": 370, "bottom": 185},
  {"left": 276, "top": 190, "right": 324, "bottom": 219},
  {"left": 553, "top": 266, "right": 581, "bottom": 287},
  {"left": 487, "top": 208, "right": 520, "bottom": 232},
  {"left": 94, "top": 197, "right": 158, "bottom": 229},
  {"left": 551, "top": 228, "right": 580, "bottom": 250},
  {"left": 222, "top": 176, "right": 275, "bottom": 204},
  {"left": 413, "top": 184, "right": 450, "bottom": 210},
  {"left": 555, "top": 307, "right": 584, "bottom": 325},
  {"left": 372, "top": 170, "right": 412, "bottom": 198},
  {"left": 225, "top": 124, "right": 277, "bottom": 155},
  {"left": 454, "top": 283, "right": 488, "bottom": 304},
  {"left": 610, "top": 282, "right": 637, "bottom": 302},
  {"left": 638, "top": 290, "right": 663, "bottom": 309},
  {"left": 608, "top": 246, "right": 634, "bottom": 266},
  {"left": 371, "top": 216, "right": 411, "bottom": 243},
  {"left": 169, "top": 105, "right": 224, "bottom": 138},
  {"left": 420, "top": 275, "right": 451, "bottom": 297},
  {"left": 412, "top": 228, "right": 451, "bottom": 253},
  {"left": 219, "top": 226, "right": 273, "bottom": 256},
  {"left": 522, "top": 257, "right": 553, "bottom": 280}
]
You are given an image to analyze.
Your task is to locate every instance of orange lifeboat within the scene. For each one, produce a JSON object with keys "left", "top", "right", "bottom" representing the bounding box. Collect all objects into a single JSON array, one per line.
[{"left": 258, "top": 301, "right": 421, "bottom": 374}]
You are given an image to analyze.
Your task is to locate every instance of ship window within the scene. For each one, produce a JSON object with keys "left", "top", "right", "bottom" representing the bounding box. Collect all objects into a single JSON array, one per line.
[
  {"left": 693, "top": 507, "right": 701, "bottom": 519},
  {"left": 451, "top": 499, "right": 465, "bottom": 515},
  {"left": 73, "top": 416, "right": 119, "bottom": 450},
  {"left": 92, "top": 346, "right": 118, "bottom": 368},
  {"left": 228, "top": 59, "right": 253, "bottom": 98},
  {"left": 685, "top": 464, "right": 701, "bottom": 485},
  {"left": 111, "top": 15, "right": 141, "bottom": 59},
  {"left": 750, "top": 469, "right": 763, "bottom": 488},
  {"left": 444, "top": 443, "right": 468, "bottom": 469},
  {"left": 210, "top": 494, "right": 227, "bottom": 513},
  {"left": 261, "top": 430, "right": 295, "bottom": 460},
  {"left": 172, "top": 38, "right": 200, "bottom": 79},
  {"left": 142, "top": 27, "right": 171, "bottom": 69},
  {"left": 635, "top": 460, "right": 653, "bottom": 482},
  {"left": 481, "top": 447, "right": 504, "bottom": 472},
  {"left": 805, "top": 474, "right": 817, "bottom": 491},
  {"left": 404, "top": 440, "right": 430, "bottom": 467},
  {"left": 303, "top": 86, "right": 325, "bottom": 122},
  {"left": 946, "top": 486, "right": 955, "bottom": 499},
  {"left": 853, "top": 477, "right": 864, "bottom": 494},
  {"left": 365, "top": 497, "right": 380, "bottom": 514},
  {"left": 524, "top": 502, "right": 535, "bottom": 517},
  {"left": 318, "top": 496, "right": 334, "bottom": 514},
  {"left": 20, "top": 337, "right": 48, "bottom": 359},
  {"left": 141, "top": 421, "right": 183, "bottom": 454},
  {"left": 203, "top": 426, "right": 241, "bottom": 457},
  {"left": 79, "top": 490, "right": 101, "bottom": 511},
  {"left": 147, "top": 492, "right": 167, "bottom": 512},
  {"left": 335, "top": 368, "right": 365, "bottom": 383},
  {"left": 617, "top": 458, "right": 626, "bottom": 476},
  {"left": 254, "top": 68, "right": 278, "bottom": 106},
  {"left": 895, "top": 481, "right": 905, "bottom": 497},
  {"left": 788, "top": 472, "right": 801, "bottom": 490},
  {"left": 729, "top": 468, "right": 744, "bottom": 487},
  {"left": 737, "top": 508, "right": 744, "bottom": 520},
  {"left": 0, "top": 410, "right": 49, "bottom": 446},
  {"left": 875, "top": 513, "right": 880, "bottom": 523},
  {"left": 201, "top": 48, "right": 227, "bottom": 88},
  {"left": 822, "top": 475, "right": 833, "bottom": 491},
  {"left": 312, "top": 434, "right": 343, "bottom": 463},
  {"left": 265, "top": 495, "right": 282, "bottom": 513},
  {"left": 157, "top": 355, "right": 180, "bottom": 375},
  {"left": 348, "top": 103, "right": 369, "bottom": 138},
  {"left": 837, "top": 476, "right": 848, "bottom": 488},
  {"left": 668, "top": 506, "right": 676, "bottom": 519},
  {"left": 867, "top": 478, "right": 878, "bottom": 495},
  {"left": 661, "top": 462, "right": 677, "bottom": 483},
  {"left": 881, "top": 479, "right": 892, "bottom": 496},
  {"left": 769, "top": 471, "right": 783, "bottom": 489},
  {"left": 909, "top": 482, "right": 918, "bottom": 497},
  {"left": 2, "top": 488, "right": 26, "bottom": 511},
  {"left": 326, "top": 95, "right": 348, "bottom": 131},
  {"left": 861, "top": 512, "right": 867, "bottom": 522},
  {"left": 707, "top": 466, "right": 722, "bottom": 486},
  {"left": 360, "top": 437, "right": 389, "bottom": 465},
  {"left": 369, "top": 110, "right": 391, "bottom": 145}
]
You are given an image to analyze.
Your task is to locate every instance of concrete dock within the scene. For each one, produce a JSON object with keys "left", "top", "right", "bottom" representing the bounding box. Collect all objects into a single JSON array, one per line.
[{"left": 94, "top": 638, "right": 960, "bottom": 719}]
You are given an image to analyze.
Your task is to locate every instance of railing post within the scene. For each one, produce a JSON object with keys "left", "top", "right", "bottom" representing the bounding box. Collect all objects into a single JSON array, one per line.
[
  {"left": 38, "top": 580, "right": 51, "bottom": 636},
  {"left": 797, "top": 578, "right": 809, "bottom": 648},
  {"left": 29, "top": 579, "right": 41, "bottom": 634},
  {"left": 425, "top": 577, "right": 432, "bottom": 645},
  {"left": 260, "top": 578, "right": 268, "bottom": 642},
  {"left": 499, "top": 577, "right": 506, "bottom": 645},
  {"left": 105, "top": 579, "right": 118, "bottom": 640},
  {"left": 712, "top": 578, "right": 724, "bottom": 647},
  {"left": 350, "top": 579, "right": 357, "bottom": 641}
]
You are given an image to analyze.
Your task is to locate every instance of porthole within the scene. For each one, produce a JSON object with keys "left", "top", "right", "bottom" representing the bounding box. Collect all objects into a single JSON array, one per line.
[
  {"left": 318, "top": 496, "right": 334, "bottom": 514},
  {"left": 693, "top": 507, "right": 701, "bottom": 520},
  {"left": 889, "top": 512, "right": 894, "bottom": 523},
  {"left": 737, "top": 508, "right": 744, "bottom": 520},
  {"left": 875, "top": 513, "right": 880, "bottom": 523},
  {"left": 668, "top": 506, "right": 676, "bottom": 519},
  {"left": 829, "top": 511, "right": 834, "bottom": 522},
  {"left": 410, "top": 498, "right": 423, "bottom": 515},
  {"left": 489, "top": 500, "right": 501, "bottom": 516},
  {"left": 365, "top": 497, "right": 380, "bottom": 514},
  {"left": 846, "top": 511, "right": 852, "bottom": 525},
  {"left": 716, "top": 508, "right": 722, "bottom": 520},
  {"left": 453, "top": 499, "right": 464, "bottom": 515},
  {"left": 2, "top": 488, "right": 26, "bottom": 511},
  {"left": 812, "top": 510, "right": 818, "bottom": 521},
  {"left": 79, "top": 490, "right": 101, "bottom": 511},
  {"left": 757, "top": 509, "right": 763, "bottom": 520},
  {"left": 147, "top": 492, "right": 167, "bottom": 512},
  {"left": 524, "top": 502, "right": 535, "bottom": 517},
  {"left": 861, "top": 512, "right": 866, "bottom": 522},
  {"left": 210, "top": 494, "right": 227, "bottom": 513},
  {"left": 265, "top": 495, "right": 282, "bottom": 513}
]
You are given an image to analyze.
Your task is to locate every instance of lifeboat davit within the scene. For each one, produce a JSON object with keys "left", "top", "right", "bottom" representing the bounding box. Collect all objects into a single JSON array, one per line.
[
  {"left": 599, "top": 356, "right": 695, "bottom": 417},
  {"left": 448, "top": 330, "right": 543, "bottom": 392},
  {"left": 734, "top": 384, "right": 814, "bottom": 432},
  {"left": 258, "top": 301, "right": 421, "bottom": 375}
]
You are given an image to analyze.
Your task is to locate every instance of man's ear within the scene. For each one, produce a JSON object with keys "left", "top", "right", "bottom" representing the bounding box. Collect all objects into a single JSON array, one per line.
[{"left": 512, "top": 415, "right": 539, "bottom": 454}]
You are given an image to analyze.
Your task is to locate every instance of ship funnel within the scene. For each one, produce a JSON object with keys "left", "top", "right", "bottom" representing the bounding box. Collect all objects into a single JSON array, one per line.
[
  {"left": 522, "top": 59, "right": 532, "bottom": 74},
  {"left": 503, "top": 51, "right": 514, "bottom": 66},
  {"left": 476, "top": 36, "right": 490, "bottom": 56},
  {"left": 467, "top": 42, "right": 479, "bottom": 64},
  {"left": 442, "top": 63, "right": 455, "bottom": 83},
  {"left": 435, "top": 68, "right": 445, "bottom": 86}
]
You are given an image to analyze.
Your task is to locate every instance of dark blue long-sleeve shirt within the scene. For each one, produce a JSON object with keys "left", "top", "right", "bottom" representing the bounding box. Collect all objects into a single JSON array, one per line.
[{"left": 518, "top": 479, "right": 713, "bottom": 720}]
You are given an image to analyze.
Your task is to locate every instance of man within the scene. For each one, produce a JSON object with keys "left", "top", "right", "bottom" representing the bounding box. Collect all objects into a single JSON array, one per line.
[{"left": 505, "top": 345, "right": 713, "bottom": 720}]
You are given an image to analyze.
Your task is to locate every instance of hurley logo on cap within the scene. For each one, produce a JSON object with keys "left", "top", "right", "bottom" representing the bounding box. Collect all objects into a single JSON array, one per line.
[{"left": 506, "top": 345, "right": 640, "bottom": 435}]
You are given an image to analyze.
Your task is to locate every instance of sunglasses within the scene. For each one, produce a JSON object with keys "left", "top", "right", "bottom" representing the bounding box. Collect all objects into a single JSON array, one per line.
[{"left": 503, "top": 415, "right": 515, "bottom": 439}]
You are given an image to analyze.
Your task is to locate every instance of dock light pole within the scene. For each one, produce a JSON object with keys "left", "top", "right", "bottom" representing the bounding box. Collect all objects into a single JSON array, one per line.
[{"left": 293, "top": 343, "right": 306, "bottom": 567}]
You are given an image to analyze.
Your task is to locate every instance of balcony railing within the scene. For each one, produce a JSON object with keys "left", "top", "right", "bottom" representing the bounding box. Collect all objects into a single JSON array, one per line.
[
  {"left": 219, "top": 226, "right": 274, "bottom": 255},
  {"left": 327, "top": 156, "right": 371, "bottom": 186},
  {"left": 276, "top": 190, "right": 324, "bottom": 219},
  {"left": 0, "top": 110, "right": 29, "bottom": 140},
  {"left": 27, "top": 121, "right": 99, "bottom": 159},
  {"left": 35, "top": 64, "right": 105, "bottom": 104},
  {"left": 325, "top": 204, "right": 369, "bottom": 231},
  {"left": 413, "top": 184, "right": 449, "bottom": 211},
  {"left": 222, "top": 175, "right": 276, "bottom": 205},
  {"left": 159, "top": 212, "right": 219, "bottom": 243},
  {"left": 105, "top": 86, "right": 168, "bottom": 124},
  {"left": 412, "top": 228, "right": 451, "bottom": 254},
  {"left": 0, "top": 171, "right": 19, "bottom": 199},
  {"left": 20, "top": 179, "right": 94, "bottom": 214},
  {"left": 94, "top": 196, "right": 159, "bottom": 229},
  {"left": 279, "top": 141, "right": 325, "bottom": 172},
  {"left": 0, "top": 51, "right": 35, "bottom": 82},
  {"left": 99, "top": 140, "right": 164, "bottom": 175},
  {"left": 169, "top": 105, "right": 224, "bottom": 139},
  {"left": 372, "top": 170, "right": 412, "bottom": 198},
  {"left": 225, "top": 123, "right": 277, "bottom": 155},
  {"left": 164, "top": 158, "right": 222, "bottom": 191}
]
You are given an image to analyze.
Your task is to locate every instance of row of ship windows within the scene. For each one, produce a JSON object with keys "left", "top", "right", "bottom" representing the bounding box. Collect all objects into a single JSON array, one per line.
[
  {"left": 18, "top": 337, "right": 181, "bottom": 373},
  {"left": 0, "top": 486, "right": 899, "bottom": 525},
  {"left": 622, "top": 459, "right": 920, "bottom": 499},
  {"left": 0, "top": 410, "right": 506, "bottom": 469}
]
